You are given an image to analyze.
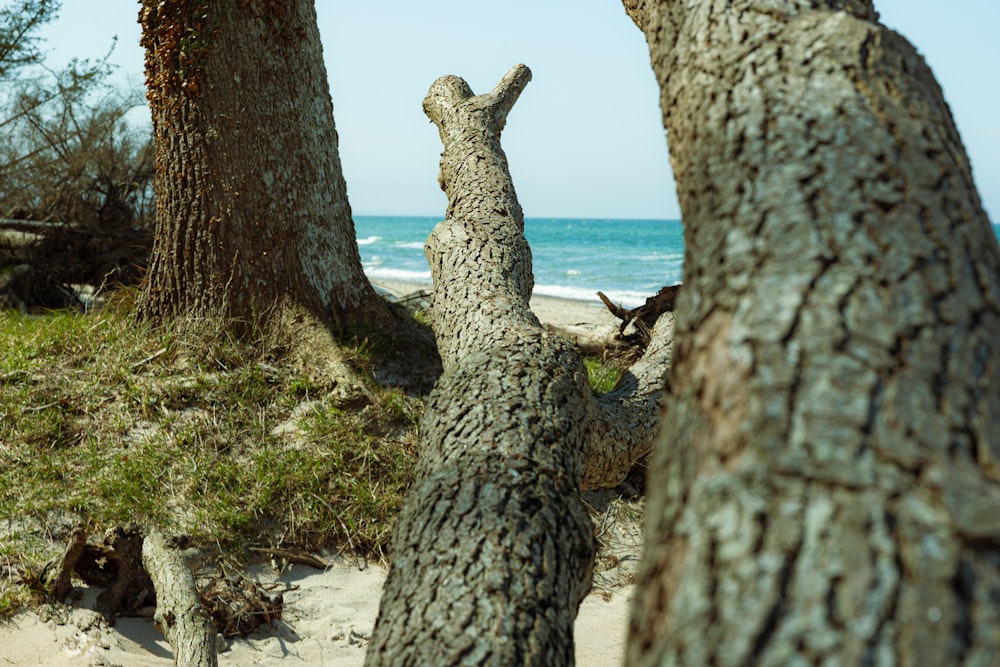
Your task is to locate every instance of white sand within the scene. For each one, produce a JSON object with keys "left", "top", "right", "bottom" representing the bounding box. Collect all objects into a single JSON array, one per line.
[{"left": 1, "top": 558, "right": 633, "bottom": 666}]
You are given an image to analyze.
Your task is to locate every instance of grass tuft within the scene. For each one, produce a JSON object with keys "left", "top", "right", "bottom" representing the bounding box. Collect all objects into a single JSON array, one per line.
[
  {"left": 583, "top": 355, "right": 627, "bottom": 395},
  {"left": 0, "top": 305, "right": 421, "bottom": 619}
]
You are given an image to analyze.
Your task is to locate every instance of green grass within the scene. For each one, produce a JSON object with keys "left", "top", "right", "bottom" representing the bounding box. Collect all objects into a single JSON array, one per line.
[
  {"left": 0, "top": 302, "right": 633, "bottom": 618},
  {"left": 584, "top": 355, "right": 627, "bottom": 395},
  {"left": 0, "top": 304, "right": 421, "bottom": 618}
]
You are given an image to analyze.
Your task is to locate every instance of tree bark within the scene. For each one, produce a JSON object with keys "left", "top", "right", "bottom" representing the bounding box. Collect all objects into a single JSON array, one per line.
[
  {"left": 623, "top": 1, "right": 1000, "bottom": 665},
  {"left": 365, "top": 65, "right": 673, "bottom": 666},
  {"left": 136, "top": 0, "right": 387, "bottom": 335},
  {"left": 142, "top": 530, "right": 218, "bottom": 667}
]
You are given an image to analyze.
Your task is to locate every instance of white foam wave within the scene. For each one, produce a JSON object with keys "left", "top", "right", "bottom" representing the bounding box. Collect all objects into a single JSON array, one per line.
[
  {"left": 365, "top": 267, "right": 432, "bottom": 282},
  {"left": 357, "top": 235, "right": 381, "bottom": 246},
  {"left": 638, "top": 252, "right": 684, "bottom": 262},
  {"left": 533, "top": 283, "right": 652, "bottom": 309},
  {"left": 394, "top": 241, "right": 425, "bottom": 249}
]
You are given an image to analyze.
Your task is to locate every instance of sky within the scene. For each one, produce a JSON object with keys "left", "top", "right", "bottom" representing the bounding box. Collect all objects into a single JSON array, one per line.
[{"left": 34, "top": 1, "right": 1000, "bottom": 222}]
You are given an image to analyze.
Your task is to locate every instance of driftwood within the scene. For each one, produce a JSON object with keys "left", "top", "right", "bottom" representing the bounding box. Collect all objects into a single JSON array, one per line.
[
  {"left": 40, "top": 524, "right": 90, "bottom": 603},
  {"left": 200, "top": 563, "right": 283, "bottom": 639},
  {"left": 598, "top": 283, "right": 680, "bottom": 348},
  {"left": 0, "top": 219, "right": 151, "bottom": 282},
  {"left": 41, "top": 523, "right": 155, "bottom": 624},
  {"left": 0, "top": 217, "right": 151, "bottom": 311},
  {"left": 0, "top": 264, "right": 84, "bottom": 313}
]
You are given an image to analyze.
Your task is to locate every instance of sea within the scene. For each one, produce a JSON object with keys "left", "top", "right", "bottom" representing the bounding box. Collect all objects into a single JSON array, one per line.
[
  {"left": 355, "top": 216, "right": 1000, "bottom": 309},
  {"left": 354, "top": 216, "right": 684, "bottom": 309}
]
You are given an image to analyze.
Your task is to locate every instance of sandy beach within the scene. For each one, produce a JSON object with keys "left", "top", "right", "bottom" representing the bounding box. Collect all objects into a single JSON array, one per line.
[
  {"left": 1, "top": 551, "right": 637, "bottom": 666},
  {"left": 2, "top": 494, "right": 642, "bottom": 667},
  {"left": 372, "top": 279, "right": 620, "bottom": 333}
]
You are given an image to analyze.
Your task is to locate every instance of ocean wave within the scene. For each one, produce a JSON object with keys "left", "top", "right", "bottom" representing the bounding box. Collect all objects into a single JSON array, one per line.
[
  {"left": 365, "top": 267, "right": 433, "bottom": 282},
  {"left": 637, "top": 252, "right": 684, "bottom": 262},
  {"left": 532, "top": 284, "right": 652, "bottom": 309},
  {"left": 353, "top": 216, "right": 687, "bottom": 307},
  {"left": 532, "top": 284, "right": 601, "bottom": 304}
]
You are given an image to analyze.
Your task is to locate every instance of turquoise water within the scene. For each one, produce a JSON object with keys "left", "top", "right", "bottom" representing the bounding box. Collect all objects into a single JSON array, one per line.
[
  {"left": 354, "top": 216, "right": 683, "bottom": 308},
  {"left": 355, "top": 216, "right": 1000, "bottom": 309}
]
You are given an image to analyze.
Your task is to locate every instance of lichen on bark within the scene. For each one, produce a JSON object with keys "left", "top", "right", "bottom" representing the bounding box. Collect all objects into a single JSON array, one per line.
[{"left": 623, "top": 2, "right": 1000, "bottom": 665}]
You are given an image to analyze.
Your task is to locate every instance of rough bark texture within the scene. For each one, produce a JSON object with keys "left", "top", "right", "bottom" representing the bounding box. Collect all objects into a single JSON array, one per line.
[
  {"left": 623, "top": 1, "right": 1000, "bottom": 665},
  {"left": 136, "top": 0, "right": 386, "bottom": 332},
  {"left": 364, "top": 65, "right": 673, "bottom": 666},
  {"left": 142, "top": 530, "right": 218, "bottom": 667}
]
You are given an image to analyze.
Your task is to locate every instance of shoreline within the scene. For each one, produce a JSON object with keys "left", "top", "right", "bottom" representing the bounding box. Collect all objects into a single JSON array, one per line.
[{"left": 370, "top": 278, "right": 620, "bottom": 331}]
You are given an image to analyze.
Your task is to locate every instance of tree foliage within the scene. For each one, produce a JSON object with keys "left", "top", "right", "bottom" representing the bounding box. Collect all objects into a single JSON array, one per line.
[
  {"left": 0, "top": 3, "right": 154, "bottom": 306},
  {"left": 0, "top": 61, "right": 154, "bottom": 230},
  {"left": 0, "top": 0, "right": 59, "bottom": 79}
]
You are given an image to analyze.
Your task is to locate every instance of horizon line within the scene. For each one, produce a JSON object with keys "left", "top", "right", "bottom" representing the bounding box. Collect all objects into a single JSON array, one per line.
[{"left": 353, "top": 213, "right": 684, "bottom": 222}]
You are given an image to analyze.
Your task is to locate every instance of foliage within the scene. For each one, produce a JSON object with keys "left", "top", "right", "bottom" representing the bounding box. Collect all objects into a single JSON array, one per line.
[
  {"left": 0, "top": 304, "right": 422, "bottom": 618},
  {"left": 0, "top": 61, "right": 154, "bottom": 230},
  {"left": 0, "top": 0, "right": 59, "bottom": 79},
  {"left": 0, "top": 11, "right": 155, "bottom": 304},
  {"left": 139, "top": 0, "right": 217, "bottom": 105}
]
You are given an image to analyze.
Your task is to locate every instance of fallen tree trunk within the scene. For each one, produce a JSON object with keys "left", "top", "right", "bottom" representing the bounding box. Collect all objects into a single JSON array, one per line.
[
  {"left": 0, "top": 218, "right": 151, "bottom": 291},
  {"left": 365, "top": 65, "right": 673, "bottom": 666}
]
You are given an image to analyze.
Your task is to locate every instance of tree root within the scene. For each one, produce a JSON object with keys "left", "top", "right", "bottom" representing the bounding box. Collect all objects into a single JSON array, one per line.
[{"left": 39, "top": 524, "right": 287, "bottom": 666}]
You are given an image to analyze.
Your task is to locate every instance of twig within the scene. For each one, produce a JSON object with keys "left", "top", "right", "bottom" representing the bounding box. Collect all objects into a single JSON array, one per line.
[
  {"left": 597, "top": 291, "right": 631, "bottom": 321},
  {"left": 25, "top": 401, "right": 61, "bottom": 412},
  {"left": 248, "top": 547, "right": 329, "bottom": 570},
  {"left": 0, "top": 369, "right": 30, "bottom": 383},
  {"left": 132, "top": 347, "right": 168, "bottom": 369}
]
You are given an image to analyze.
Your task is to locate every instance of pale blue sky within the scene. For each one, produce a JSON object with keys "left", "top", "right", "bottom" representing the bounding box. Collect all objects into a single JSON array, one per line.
[{"left": 37, "top": 1, "right": 1000, "bottom": 222}]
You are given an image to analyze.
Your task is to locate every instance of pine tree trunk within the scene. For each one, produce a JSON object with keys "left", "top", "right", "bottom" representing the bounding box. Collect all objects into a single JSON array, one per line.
[
  {"left": 365, "top": 65, "right": 674, "bottom": 666},
  {"left": 136, "top": 0, "right": 386, "bottom": 333},
  {"left": 622, "top": 1, "right": 1000, "bottom": 665}
]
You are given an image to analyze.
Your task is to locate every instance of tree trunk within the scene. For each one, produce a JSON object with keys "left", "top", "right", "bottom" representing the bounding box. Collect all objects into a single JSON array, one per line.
[
  {"left": 142, "top": 530, "right": 218, "bottom": 667},
  {"left": 136, "top": 0, "right": 387, "bottom": 334},
  {"left": 365, "top": 65, "right": 673, "bottom": 666},
  {"left": 622, "top": 1, "right": 1000, "bottom": 665}
]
